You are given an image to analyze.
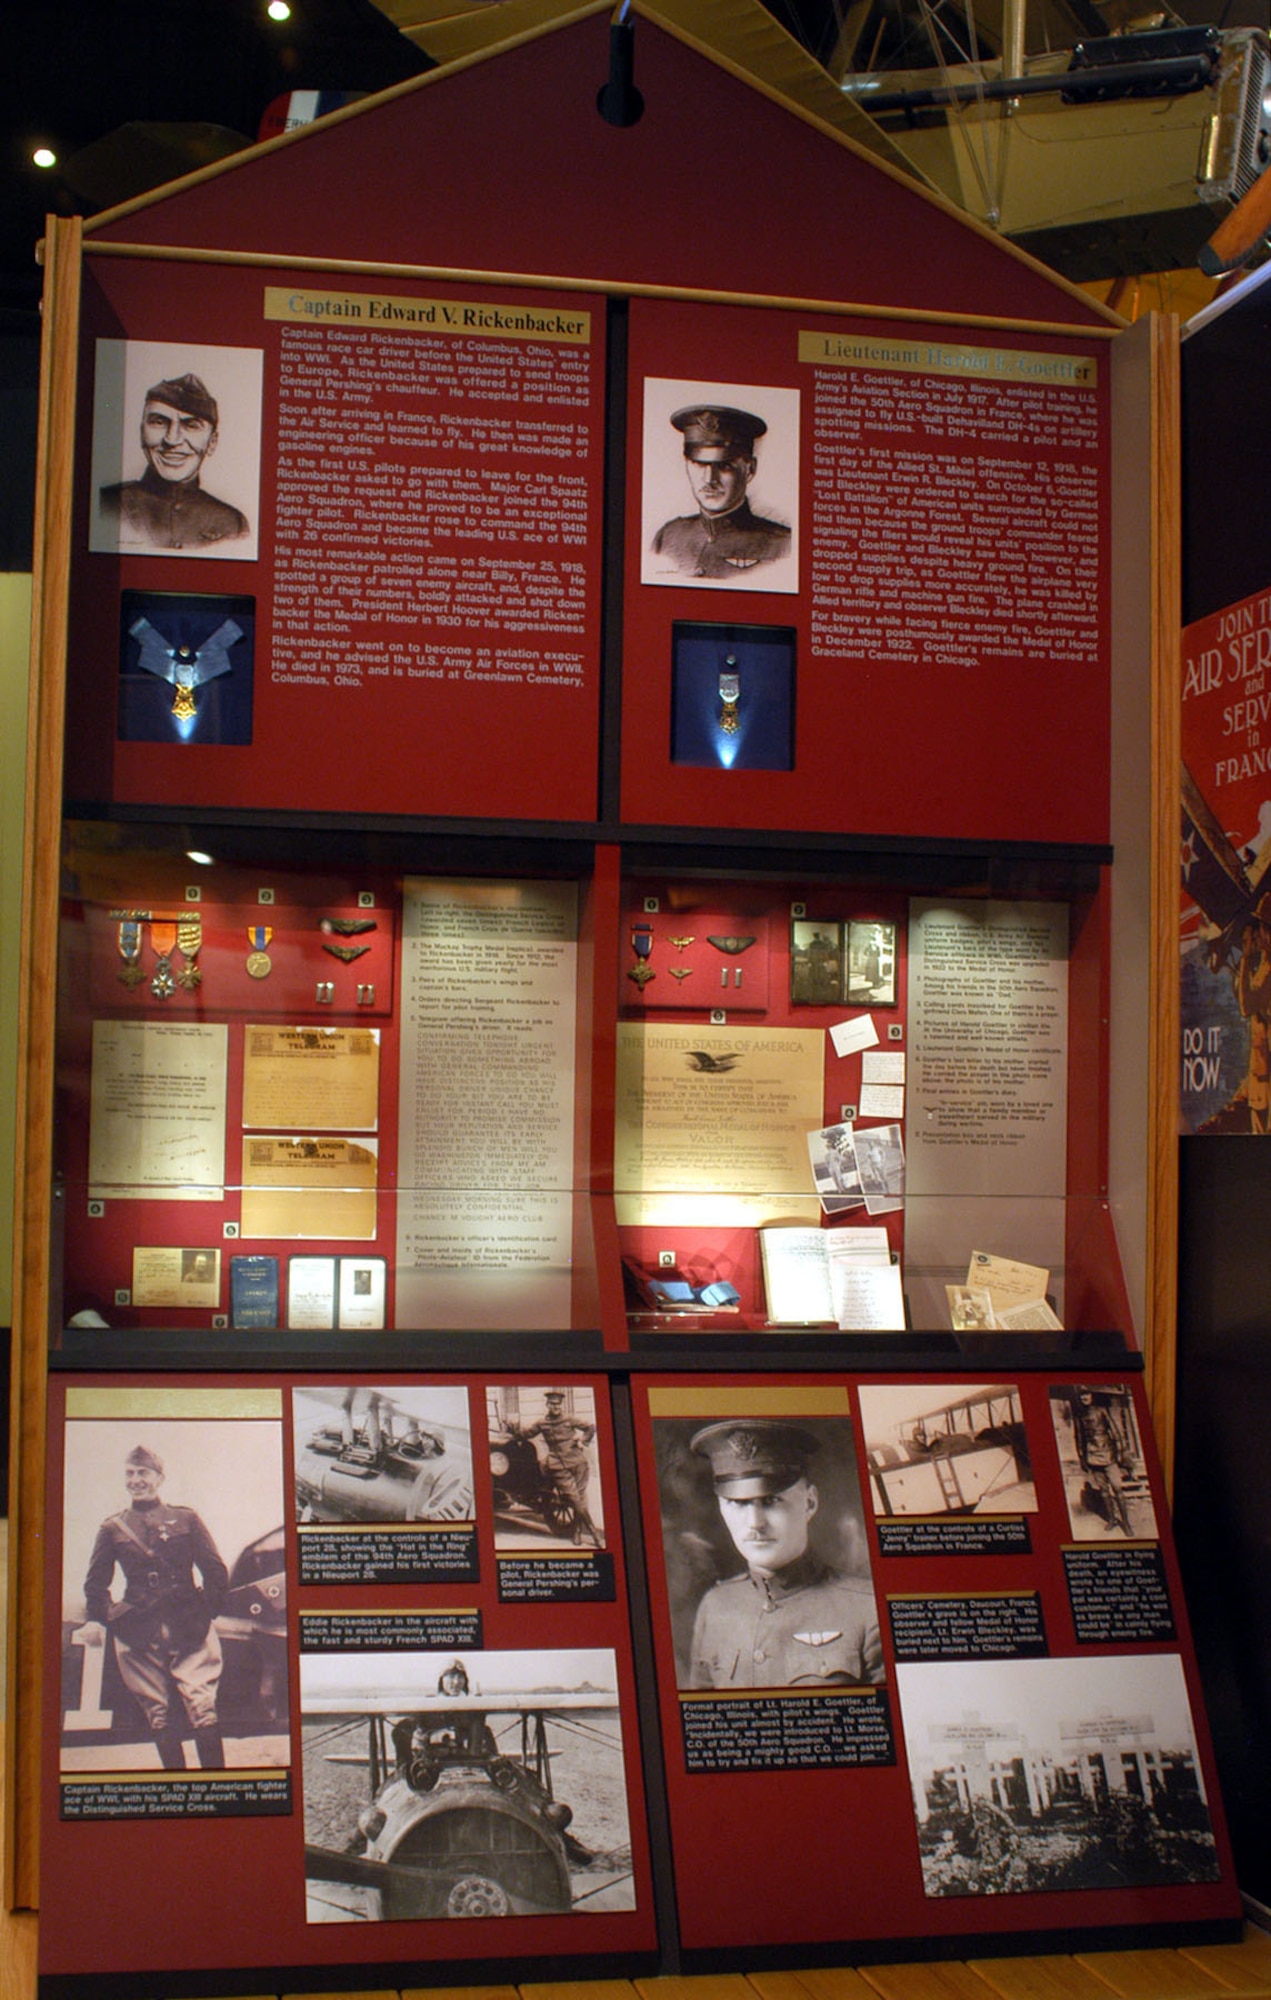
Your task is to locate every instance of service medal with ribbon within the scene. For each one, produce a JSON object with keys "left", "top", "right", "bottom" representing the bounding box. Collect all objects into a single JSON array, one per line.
[
  {"left": 149, "top": 920, "right": 177, "bottom": 1000},
  {"left": 246, "top": 926, "right": 273, "bottom": 979},
  {"left": 176, "top": 916, "right": 203, "bottom": 990},
  {"left": 719, "top": 654, "right": 740, "bottom": 735},
  {"left": 117, "top": 920, "right": 145, "bottom": 988}
]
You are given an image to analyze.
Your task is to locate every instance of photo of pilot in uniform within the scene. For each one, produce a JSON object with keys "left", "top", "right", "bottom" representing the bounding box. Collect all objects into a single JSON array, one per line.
[{"left": 654, "top": 1413, "right": 883, "bottom": 1692}]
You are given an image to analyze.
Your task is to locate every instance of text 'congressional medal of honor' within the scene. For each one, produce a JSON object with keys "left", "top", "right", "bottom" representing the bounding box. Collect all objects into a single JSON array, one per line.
[
  {"left": 246, "top": 925, "right": 273, "bottom": 979},
  {"left": 719, "top": 653, "right": 741, "bottom": 735},
  {"left": 149, "top": 920, "right": 177, "bottom": 1000}
]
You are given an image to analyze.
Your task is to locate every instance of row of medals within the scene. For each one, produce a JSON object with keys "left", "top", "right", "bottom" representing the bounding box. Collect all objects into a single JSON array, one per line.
[
  {"left": 115, "top": 916, "right": 273, "bottom": 996},
  {"left": 115, "top": 916, "right": 378, "bottom": 997}
]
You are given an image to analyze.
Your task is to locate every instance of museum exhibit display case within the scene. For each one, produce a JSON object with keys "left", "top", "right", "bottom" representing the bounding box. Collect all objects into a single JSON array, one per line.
[{"left": 8, "top": 6, "right": 1229, "bottom": 1991}]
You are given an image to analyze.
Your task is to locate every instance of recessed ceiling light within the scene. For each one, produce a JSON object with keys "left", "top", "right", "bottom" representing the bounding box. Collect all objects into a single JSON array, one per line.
[
  {"left": 185, "top": 849, "right": 215, "bottom": 866},
  {"left": 32, "top": 147, "right": 57, "bottom": 169},
  {"left": 267, "top": 1, "right": 291, "bottom": 19}
]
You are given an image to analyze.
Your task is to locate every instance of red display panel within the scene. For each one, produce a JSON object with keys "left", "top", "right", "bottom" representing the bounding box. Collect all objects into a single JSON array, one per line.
[
  {"left": 631, "top": 1370, "right": 1239, "bottom": 1954},
  {"left": 621, "top": 298, "right": 1112, "bottom": 844},
  {"left": 64, "top": 257, "right": 607, "bottom": 823},
  {"left": 41, "top": 1372, "right": 656, "bottom": 1980}
]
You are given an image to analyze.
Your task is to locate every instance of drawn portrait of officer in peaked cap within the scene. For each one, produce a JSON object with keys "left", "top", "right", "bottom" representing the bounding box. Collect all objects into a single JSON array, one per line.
[
  {"left": 641, "top": 377, "right": 799, "bottom": 593},
  {"left": 90, "top": 338, "right": 263, "bottom": 561}
]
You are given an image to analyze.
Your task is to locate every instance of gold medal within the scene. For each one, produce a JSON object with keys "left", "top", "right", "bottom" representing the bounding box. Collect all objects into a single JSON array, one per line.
[{"left": 246, "top": 926, "right": 273, "bottom": 978}]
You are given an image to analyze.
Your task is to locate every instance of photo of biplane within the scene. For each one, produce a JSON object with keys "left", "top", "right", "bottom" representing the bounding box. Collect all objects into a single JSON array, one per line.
[
  {"left": 859, "top": 1382, "right": 1036, "bottom": 1517},
  {"left": 301, "top": 1649, "right": 636, "bottom": 1923},
  {"left": 293, "top": 1385, "right": 474, "bottom": 1526}
]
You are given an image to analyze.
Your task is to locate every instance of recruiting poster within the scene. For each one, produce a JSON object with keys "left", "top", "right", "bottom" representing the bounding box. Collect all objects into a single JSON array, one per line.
[{"left": 1180, "top": 582, "right": 1271, "bottom": 1130}]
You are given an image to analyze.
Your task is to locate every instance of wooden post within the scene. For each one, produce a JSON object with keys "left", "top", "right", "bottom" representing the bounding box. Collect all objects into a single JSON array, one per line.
[{"left": 5, "top": 211, "right": 82, "bottom": 1911}]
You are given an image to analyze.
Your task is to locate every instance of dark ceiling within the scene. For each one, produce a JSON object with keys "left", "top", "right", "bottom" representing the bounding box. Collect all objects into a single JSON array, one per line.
[
  {"left": 0, "top": 0, "right": 432, "bottom": 307},
  {"left": 3, "top": 0, "right": 1269, "bottom": 314}
]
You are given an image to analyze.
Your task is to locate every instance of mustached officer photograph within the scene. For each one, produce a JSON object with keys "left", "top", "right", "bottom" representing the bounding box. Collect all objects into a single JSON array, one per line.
[{"left": 653, "top": 1410, "right": 883, "bottom": 1691}]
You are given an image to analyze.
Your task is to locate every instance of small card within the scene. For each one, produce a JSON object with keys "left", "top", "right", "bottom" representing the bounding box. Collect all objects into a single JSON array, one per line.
[
  {"left": 830, "top": 1014, "right": 880, "bottom": 1058},
  {"left": 288, "top": 1256, "right": 337, "bottom": 1330},
  {"left": 131, "top": 1245, "right": 220, "bottom": 1308},
  {"left": 337, "top": 1256, "right": 387, "bottom": 1331},
  {"left": 858, "top": 1084, "right": 905, "bottom": 1119}
]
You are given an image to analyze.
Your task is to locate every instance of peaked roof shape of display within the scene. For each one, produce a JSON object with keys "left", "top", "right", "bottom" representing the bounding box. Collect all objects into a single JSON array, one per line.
[{"left": 75, "top": 0, "right": 1121, "bottom": 331}]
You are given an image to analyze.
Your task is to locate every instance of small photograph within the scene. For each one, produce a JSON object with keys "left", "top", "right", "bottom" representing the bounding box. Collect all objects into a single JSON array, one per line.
[
  {"left": 946, "top": 1284, "right": 996, "bottom": 1332},
  {"left": 847, "top": 920, "right": 898, "bottom": 1007},
  {"left": 858, "top": 1382, "right": 1037, "bottom": 1518},
  {"left": 653, "top": 1411, "right": 882, "bottom": 1691},
  {"left": 60, "top": 1409, "right": 288, "bottom": 1775},
  {"left": 669, "top": 620, "right": 796, "bottom": 770},
  {"left": 119, "top": 590, "right": 255, "bottom": 745},
  {"left": 301, "top": 1647, "right": 636, "bottom": 1921},
  {"left": 486, "top": 1385, "right": 605, "bottom": 1550},
  {"left": 898, "top": 1653, "right": 1221, "bottom": 1897},
  {"left": 293, "top": 1385, "right": 473, "bottom": 1525},
  {"left": 90, "top": 338, "right": 263, "bottom": 559},
  {"left": 853, "top": 1121, "right": 906, "bottom": 1215},
  {"left": 791, "top": 921, "right": 845, "bottom": 1006},
  {"left": 1049, "top": 1385, "right": 1159, "bottom": 1542},
  {"left": 808, "top": 1121, "right": 864, "bottom": 1214},
  {"left": 641, "top": 376, "right": 799, "bottom": 592}
]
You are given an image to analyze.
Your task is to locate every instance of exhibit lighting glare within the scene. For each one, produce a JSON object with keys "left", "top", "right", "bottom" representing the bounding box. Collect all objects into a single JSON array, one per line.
[
  {"left": 186, "top": 849, "right": 214, "bottom": 866},
  {"left": 33, "top": 146, "right": 57, "bottom": 169},
  {"left": 267, "top": 0, "right": 291, "bottom": 19}
]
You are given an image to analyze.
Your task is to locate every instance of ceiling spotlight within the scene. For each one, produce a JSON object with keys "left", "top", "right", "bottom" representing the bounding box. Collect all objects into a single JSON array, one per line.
[
  {"left": 267, "top": 0, "right": 291, "bottom": 18},
  {"left": 185, "top": 849, "right": 215, "bottom": 866},
  {"left": 32, "top": 146, "right": 57, "bottom": 169}
]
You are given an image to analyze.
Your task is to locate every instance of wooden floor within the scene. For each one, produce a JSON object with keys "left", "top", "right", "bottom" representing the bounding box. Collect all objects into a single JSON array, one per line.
[{"left": 4, "top": 1517, "right": 1270, "bottom": 2000}]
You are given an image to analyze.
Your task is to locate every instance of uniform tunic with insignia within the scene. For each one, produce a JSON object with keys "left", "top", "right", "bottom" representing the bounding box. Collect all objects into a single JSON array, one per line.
[
  {"left": 84, "top": 1499, "right": 229, "bottom": 1734},
  {"left": 652, "top": 500, "right": 791, "bottom": 580},
  {"left": 100, "top": 468, "right": 248, "bottom": 550},
  {"left": 690, "top": 1553, "right": 883, "bottom": 1689}
]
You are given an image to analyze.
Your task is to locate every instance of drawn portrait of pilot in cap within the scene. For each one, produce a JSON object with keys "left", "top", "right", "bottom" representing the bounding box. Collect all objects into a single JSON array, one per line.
[
  {"left": 641, "top": 377, "right": 799, "bottom": 593},
  {"left": 90, "top": 338, "right": 263, "bottom": 561}
]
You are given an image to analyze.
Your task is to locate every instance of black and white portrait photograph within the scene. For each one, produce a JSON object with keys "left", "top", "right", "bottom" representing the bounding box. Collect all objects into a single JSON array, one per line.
[
  {"left": 60, "top": 1406, "right": 288, "bottom": 1778},
  {"left": 301, "top": 1646, "right": 636, "bottom": 1922},
  {"left": 89, "top": 337, "right": 262, "bottom": 560},
  {"left": 858, "top": 1382, "right": 1037, "bottom": 1518},
  {"left": 791, "top": 921, "right": 845, "bottom": 1006},
  {"left": 898, "top": 1653, "right": 1221, "bottom": 1897},
  {"left": 293, "top": 1384, "right": 474, "bottom": 1526},
  {"left": 653, "top": 1410, "right": 882, "bottom": 1691},
  {"left": 807, "top": 1121, "right": 864, "bottom": 1214},
  {"left": 118, "top": 589, "right": 255, "bottom": 745},
  {"left": 641, "top": 376, "right": 798, "bottom": 592},
  {"left": 847, "top": 920, "right": 898, "bottom": 1007},
  {"left": 853, "top": 1120, "right": 906, "bottom": 1214},
  {"left": 1049, "top": 1384, "right": 1159, "bottom": 1542},
  {"left": 486, "top": 1385, "right": 605, "bottom": 1550}
]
